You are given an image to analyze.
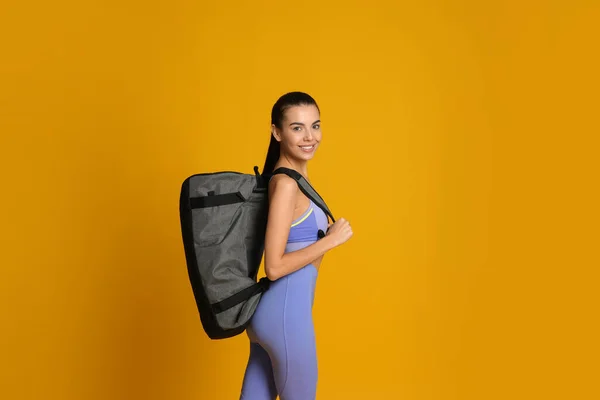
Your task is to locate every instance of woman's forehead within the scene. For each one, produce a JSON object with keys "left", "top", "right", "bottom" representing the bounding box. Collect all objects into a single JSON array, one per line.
[{"left": 283, "top": 104, "right": 320, "bottom": 121}]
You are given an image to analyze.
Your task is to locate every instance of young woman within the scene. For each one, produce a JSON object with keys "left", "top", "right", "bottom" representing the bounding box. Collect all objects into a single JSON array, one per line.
[{"left": 239, "top": 92, "right": 353, "bottom": 400}]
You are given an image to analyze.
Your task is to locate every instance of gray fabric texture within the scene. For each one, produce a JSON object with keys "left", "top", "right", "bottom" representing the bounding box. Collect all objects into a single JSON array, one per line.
[{"left": 188, "top": 171, "right": 268, "bottom": 330}]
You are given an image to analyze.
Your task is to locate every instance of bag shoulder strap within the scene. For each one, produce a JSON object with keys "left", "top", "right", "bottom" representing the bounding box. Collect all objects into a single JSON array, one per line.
[{"left": 271, "top": 167, "right": 335, "bottom": 223}]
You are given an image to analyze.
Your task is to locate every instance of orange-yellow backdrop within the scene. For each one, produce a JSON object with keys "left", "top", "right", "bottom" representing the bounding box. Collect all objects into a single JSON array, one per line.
[{"left": 1, "top": 1, "right": 599, "bottom": 399}]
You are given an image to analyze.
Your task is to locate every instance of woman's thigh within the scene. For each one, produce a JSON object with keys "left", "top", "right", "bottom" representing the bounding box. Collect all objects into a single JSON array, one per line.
[{"left": 267, "top": 272, "right": 319, "bottom": 399}]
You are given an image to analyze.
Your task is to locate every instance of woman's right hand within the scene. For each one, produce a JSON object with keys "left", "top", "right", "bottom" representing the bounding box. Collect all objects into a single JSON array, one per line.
[{"left": 325, "top": 217, "right": 353, "bottom": 248}]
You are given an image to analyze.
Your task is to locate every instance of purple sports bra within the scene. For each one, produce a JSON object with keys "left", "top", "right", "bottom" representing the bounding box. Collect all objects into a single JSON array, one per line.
[{"left": 287, "top": 198, "right": 329, "bottom": 244}]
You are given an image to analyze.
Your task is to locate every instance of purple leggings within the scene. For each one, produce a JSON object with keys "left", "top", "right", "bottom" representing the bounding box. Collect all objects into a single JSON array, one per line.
[{"left": 240, "top": 244, "right": 319, "bottom": 400}]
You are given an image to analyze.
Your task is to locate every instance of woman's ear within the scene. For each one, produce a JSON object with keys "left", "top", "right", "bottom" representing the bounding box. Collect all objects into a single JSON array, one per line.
[{"left": 271, "top": 124, "right": 281, "bottom": 142}]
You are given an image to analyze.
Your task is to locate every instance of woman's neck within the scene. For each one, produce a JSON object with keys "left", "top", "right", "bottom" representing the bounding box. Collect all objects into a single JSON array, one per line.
[{"left": 275, "top": 157, "right": 309, "bottom": 180}]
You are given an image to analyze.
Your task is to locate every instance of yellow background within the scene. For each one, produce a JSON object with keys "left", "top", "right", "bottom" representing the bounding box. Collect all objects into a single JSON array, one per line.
[{"left": 1, "top": 1, "right": 599, "bottom": 399}]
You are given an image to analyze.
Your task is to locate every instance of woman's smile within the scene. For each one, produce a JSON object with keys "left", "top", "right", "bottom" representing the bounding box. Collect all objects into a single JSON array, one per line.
[{"left": 299, "top": 144, "right": 316, "bottom": 153}]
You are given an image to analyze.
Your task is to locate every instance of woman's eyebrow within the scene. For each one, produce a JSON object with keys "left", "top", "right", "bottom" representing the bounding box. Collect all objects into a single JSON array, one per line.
[{"left": 289, "top": 119, "right": 321, "bottom": 126}]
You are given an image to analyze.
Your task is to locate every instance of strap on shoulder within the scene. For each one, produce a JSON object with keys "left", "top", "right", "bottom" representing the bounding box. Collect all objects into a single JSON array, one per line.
[{"left": 270, "top": 167, "right": 335, "bottom": 223}]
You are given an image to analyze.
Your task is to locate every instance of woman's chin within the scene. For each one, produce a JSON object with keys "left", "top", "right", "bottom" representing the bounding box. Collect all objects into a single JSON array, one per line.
[
  {"left": 297, "top": 148, "right": 317, "bottom": 159},
  {"left": 299, "top": 152, "right": 316, "bottom": 161}
]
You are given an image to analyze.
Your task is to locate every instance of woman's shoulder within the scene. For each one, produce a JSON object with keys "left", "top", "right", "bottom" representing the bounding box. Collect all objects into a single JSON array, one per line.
[
  {"left": 268, "top": 173, "right": 299, "bottom": 211},
  {"left": 269, "top": 173, "right": 297, "bottom": 199},
  {"left": 269, "top": 171, "right": 297, "bottom": 188}
]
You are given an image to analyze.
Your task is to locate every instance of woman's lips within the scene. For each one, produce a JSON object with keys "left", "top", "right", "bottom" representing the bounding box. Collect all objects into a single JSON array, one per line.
[{"left": 299, "top": 144, "right": 315, "bottom": 153}]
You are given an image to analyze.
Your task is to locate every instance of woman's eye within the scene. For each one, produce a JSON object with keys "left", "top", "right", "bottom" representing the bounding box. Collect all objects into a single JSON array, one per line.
[
  {"left": 313, "top": 124, "right": 320, "bottom": 130},
  {"left": 293, "top": 126, "right": 302, "bottom": 131}
]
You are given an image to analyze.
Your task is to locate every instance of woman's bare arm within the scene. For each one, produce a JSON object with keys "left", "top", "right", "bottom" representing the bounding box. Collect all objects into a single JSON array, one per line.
[{"left": 263, "top": 174, "right": 335, "bottom": 281}]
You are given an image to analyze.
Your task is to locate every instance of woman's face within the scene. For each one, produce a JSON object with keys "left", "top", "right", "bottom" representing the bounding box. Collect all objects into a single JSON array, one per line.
[{"left": 273, "top": 104, "right": 322, "bottom": 161}]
